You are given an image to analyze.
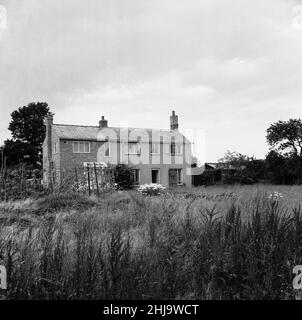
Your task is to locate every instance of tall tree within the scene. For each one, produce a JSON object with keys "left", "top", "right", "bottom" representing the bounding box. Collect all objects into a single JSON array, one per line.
[
  {"left": 2, "top": 102, "right": 49, "bottom": 167},
  {"left": 266, "top": 119, "right": 302, "bottom": 157}
]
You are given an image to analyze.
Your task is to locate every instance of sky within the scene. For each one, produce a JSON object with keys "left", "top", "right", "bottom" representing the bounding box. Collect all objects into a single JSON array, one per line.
[{"left": 0, "top": 0, "right": 302, "bottom": 162}]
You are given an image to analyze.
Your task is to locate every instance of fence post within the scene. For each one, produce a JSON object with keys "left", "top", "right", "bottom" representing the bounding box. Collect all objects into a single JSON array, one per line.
[
  {"left": 75, "top": 168, "right": 79, "bottom": 191},
  {"left": 94, "top": 163, "right": 100, "bottom": 196},
  {"left": 87, "top": 165, "right": 91, "bottom": 196}
]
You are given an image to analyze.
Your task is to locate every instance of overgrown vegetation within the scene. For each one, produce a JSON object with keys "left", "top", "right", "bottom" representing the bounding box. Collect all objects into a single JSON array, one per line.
[
  {"left": 0, "top": 163, "right": 135, "bottom": 201},
  {"left": 0, "top": 187, "right": 301, "bottom": 300},
  {"left": 198, "top": 149, "right": 302, "bottom": 186},
  {"left": 0, "top": 164, "right": 45, "bottom": 201}
]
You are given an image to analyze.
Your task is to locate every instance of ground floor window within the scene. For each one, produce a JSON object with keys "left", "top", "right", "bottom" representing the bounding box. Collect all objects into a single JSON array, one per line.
[
  {"left": 169, "top": 168, "right": 183, "bottom": 186},
  {"left": 151, "top": 169, "right": 160, "bottom": 184},
  {"left": 132, "top": 169, "right": 140, "bottom": 186}
]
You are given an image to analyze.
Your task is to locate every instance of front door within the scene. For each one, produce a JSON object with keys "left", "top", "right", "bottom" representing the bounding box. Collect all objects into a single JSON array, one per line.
[{"left": 169, "top": 169, "right": 178, "bottom": 187}]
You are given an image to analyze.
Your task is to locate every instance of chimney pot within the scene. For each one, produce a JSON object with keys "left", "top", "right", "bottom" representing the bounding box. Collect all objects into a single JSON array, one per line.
[
  {"left": 99, "top": 116, "right": 108, "bottom": 128},
  {"left": 170, "top": 110, "right": 179, "bottom": 131}
]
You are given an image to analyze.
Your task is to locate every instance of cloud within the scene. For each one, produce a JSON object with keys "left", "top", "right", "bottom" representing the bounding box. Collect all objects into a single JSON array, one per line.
[{"left": 0, "top": 0, "right": 301, "bottom": 161}]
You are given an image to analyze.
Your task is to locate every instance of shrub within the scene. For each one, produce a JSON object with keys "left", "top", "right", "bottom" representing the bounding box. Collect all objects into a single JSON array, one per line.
[
  {"left": 113, "top": 164, "right": 134, "bottom": 190},
  {"left": 138, "top": 183, "right": 166, "bottom": 196}
]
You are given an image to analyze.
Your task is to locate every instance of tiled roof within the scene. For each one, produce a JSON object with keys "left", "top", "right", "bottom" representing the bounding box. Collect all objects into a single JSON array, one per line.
[
  {"left": 53, "top": 124, "right": 191, "bottom": 143},
  {"left": 53, "top": 124, "right": 99, "bottom": 140}
]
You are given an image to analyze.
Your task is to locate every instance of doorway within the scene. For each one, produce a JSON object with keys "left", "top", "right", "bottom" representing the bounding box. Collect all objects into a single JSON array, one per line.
[
  {"left": 169, "top": 169, "right": 178, "bottom": 187},
  {"left": 151, "top": 169, "right": 160, "bottom": 184}
]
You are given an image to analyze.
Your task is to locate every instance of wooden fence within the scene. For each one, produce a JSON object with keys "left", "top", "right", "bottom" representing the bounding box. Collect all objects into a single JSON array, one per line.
[{"left": 47, "top": 163, "right": 115, "bottom": 195}]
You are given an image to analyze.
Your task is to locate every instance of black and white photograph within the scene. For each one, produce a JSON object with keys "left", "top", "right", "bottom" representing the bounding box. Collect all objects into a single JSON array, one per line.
[{"left": 0, "top": 0, "right": 302, "bottom": 316}]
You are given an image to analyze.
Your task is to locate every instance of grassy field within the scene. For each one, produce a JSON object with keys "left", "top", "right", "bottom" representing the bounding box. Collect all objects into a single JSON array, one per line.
[{"left": 0, "top": 184, "right": 301, "bottom": 300}]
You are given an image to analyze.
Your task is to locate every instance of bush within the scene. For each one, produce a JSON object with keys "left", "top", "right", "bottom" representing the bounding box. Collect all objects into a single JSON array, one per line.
[
  {"left": 265, "top": 152, "right": 302, "bottom": 184},
  {"left": 113, "top": 164, "right": 134, "bottom": 190},
  {"left": 138, "top": 183, "right": 166, "bottom": 196}
]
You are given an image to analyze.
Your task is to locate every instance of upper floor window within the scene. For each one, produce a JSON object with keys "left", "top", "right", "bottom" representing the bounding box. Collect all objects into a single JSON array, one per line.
[
  {"left": 104, "top": 141, "right": 110, "bottom": 157},
  {"left": 128, "top": 142, "right": 141, "bottom": 155},
  {"left": 176, "top": 144, "right": 182, "bottom": 155},
  {"left": 170, "top": 142, "right": 182, "bottom": 155},
  {"left": 151, "top": 143, "right": 160, "bottom": 154},
  {"left": 73, "top": 141, "right": 90, "bottom": 153}
]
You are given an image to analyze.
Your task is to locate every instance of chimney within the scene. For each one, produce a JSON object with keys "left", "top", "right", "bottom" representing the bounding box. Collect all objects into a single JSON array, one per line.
[
  {"left": 44, "top": 112, "right": 54, "bottom": 189},
  {"left": 170, "top": 110, "right": 179, "bottom": 131},
  {"left": 45, "top": 112, "right": 54, "bottom": 125},
  {"left": 99, "top": 116, "right": 108, "bottom": 128},
  {"left": 45, "top": 112, "right": 54, "bottom": 157}
]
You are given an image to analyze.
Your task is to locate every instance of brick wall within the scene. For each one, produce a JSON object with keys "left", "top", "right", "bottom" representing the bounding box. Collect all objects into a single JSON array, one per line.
[{"left": 59, "top": 140, "right": 99, "bottom": 169}]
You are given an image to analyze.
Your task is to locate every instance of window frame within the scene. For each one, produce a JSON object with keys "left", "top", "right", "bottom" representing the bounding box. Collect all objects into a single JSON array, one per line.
[
  {"left": 73, "top": 141, "right": 91, "bottom": 154},
  {"left": 104, "top": 141, "right": 110, "bottom": 157},
  {"left": 170, "top": 142, "right": 176, "bottom": 155},
  {"left": 128, "top": 142, "right": 141, "bottom": 155},
  {"left": 171, "top": 142, "right": 182, "bottom": 155},
  {"left": 176, "top": 143, "right": 183, "bottom": 155},
  {"left": 151, "top": 142, "right": 160, "bottom": 154}
]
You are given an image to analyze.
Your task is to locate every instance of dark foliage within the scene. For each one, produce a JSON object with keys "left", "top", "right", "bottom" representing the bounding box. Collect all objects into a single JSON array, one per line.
[
  {"left": 265, "top": 151, "right": 302, "bottom": 185},
  {"left": 266, "top": 118, "right": 302, "bottom": 157},
  {"left": 1, "top": 102, "right": 49, "bottom": 168},
  {"left": 195, "top": 147, "right": 302, "bottom": 186},
  {"left": 113, "top": 164, "right": 134, "bottom": 190}
]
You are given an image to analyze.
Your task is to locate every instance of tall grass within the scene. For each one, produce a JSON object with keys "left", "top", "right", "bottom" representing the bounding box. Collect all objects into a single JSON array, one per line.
[{"left": 0, "top": 189, "right": 301, "bottom": 299}]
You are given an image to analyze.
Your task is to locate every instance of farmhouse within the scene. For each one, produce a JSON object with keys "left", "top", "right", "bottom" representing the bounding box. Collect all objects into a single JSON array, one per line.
[{"left": 43, "top": 111, "right": 192, "bottom": 188}]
